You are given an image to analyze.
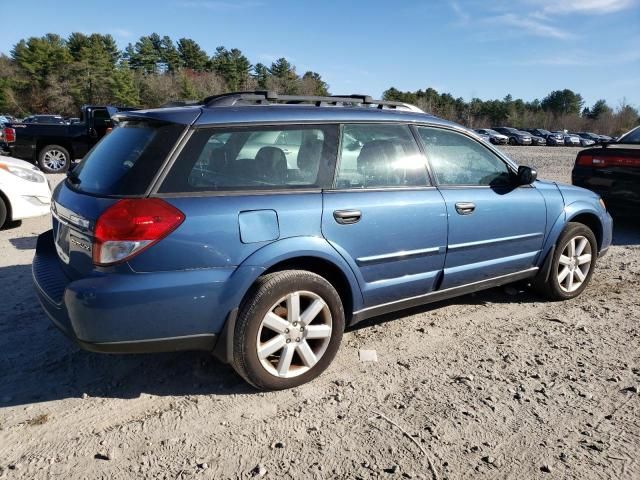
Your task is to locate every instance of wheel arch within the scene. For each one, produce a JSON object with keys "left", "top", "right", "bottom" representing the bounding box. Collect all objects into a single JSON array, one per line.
[
  {"left": 567, "top": 211, "right": 603, "bottom": 251},
  {"left": 36, "top": 140, "right": 74, "bottom": 160},
  {"left": 0, "top": 189, "right": 12, "bottom": 223},
  {"left": 213, "top": 237, "right": 363, "bottom": 363}
]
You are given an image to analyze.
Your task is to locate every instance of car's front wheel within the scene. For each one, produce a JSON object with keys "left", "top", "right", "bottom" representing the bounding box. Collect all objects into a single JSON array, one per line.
[
  {"left": 537, "top": 222, "right": 597, "bottom": 300},
  {"left": 232, "top": 270, "right": 345, "bottom": 390}
]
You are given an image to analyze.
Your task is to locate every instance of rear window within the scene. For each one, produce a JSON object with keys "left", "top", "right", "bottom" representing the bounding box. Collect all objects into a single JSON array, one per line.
[
  {"left": 69, "top": 119, "right": 185, "bottom": 196},
  {"left": 618, "top": 126, "right": 640, "bottom": 144},
  {"left": 159, "top": 124, "right": 339, "bottom": 193}
]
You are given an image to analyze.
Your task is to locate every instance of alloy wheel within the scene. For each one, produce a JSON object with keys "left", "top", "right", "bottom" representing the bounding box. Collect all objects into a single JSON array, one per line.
[
  {"left": 557, "top": 235, "right": 592, "bottom": 293},
  {"left": 43, "top": 149, "right": 67, "bottom": 171},
  {"left": 256, "top": 291, "right": 332, "bottom": 378}
]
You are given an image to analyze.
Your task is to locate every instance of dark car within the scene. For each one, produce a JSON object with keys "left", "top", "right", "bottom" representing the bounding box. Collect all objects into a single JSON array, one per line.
[
  {"left": 492, "top": 127, "right": 532, "bottom": 145},
  {"left": 5, "top": 105, "right": 130, "bottom": 173},
  {"left": 576, "top": 132, "right": 604, "bottom": 145},
  {"left": 573, "top": 125, "right": 640, "bottom": 215},
  {"left": 523, "top": 128, "right": 565, "bottom": 146},
  {"left": 32, "top": 90, "right": 612, "bottom": 390}
]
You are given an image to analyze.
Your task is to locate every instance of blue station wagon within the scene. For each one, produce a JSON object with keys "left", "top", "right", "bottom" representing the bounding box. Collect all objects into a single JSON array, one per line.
[{"left": 33, "top": 92, "right": 613, "bottom": 390}]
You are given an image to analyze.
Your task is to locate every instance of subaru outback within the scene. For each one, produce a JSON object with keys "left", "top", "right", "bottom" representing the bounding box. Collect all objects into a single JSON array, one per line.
[{"left": 33, "top": 91, "right": 613, "bottom": 390}]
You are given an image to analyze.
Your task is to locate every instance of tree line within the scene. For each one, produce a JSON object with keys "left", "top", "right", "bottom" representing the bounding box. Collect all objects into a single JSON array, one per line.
[
  {"left": 0, "top": 33, "right": 637, "bottom": 136},
  {"left": 0, "top": 33, "right": 328, "bottom": 117},
  {"left": 383, "top": 87, "right": 638, "bottom": 136}
]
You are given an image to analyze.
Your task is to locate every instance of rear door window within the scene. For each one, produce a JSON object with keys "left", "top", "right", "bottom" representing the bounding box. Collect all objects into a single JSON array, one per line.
[
  {"left": 70, "top": 119, "right": 185, "bottom": 196},
  {"left": 159, "top": 124, "right": 339, "bottom": 192},
  {"left": 335, "top": 124, "right": 429, "bottom": 189}
]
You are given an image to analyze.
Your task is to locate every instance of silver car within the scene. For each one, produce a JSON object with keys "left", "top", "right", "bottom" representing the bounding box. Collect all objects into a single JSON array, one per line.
[{"left": 474, "top": 128, "right": 509, "bottom": 145}]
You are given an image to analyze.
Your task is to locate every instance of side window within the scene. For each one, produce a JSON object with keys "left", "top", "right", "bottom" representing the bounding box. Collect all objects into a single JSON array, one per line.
[
  {"left": 159, "top": 125, "right": 339, "bottom": 192},
  {"left": 335, "top": 124, "right": 429, "bottom": 189},
  {"left": 417, "top": 127, "right": 512, "bottom": 186}
]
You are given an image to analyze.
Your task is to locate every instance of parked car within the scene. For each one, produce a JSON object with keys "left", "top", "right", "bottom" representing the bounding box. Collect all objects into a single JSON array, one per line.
[
  {"left": 553, "top": 131, "right": 581, "bottom": 147},
  {"left": 0, "top": 120, "right": 7, "bottom": 154},
  {"left": 575, "top": 132, "right": 604, "bottom": 145},
  {"left": 573, "top": 125, "right": 640, "bottom": 215},
  {"left": 22, "top": 114, "right": 67, "bottom": 125},
  {"left": 0, "top": 156, "right": 51, "bottom": 228},
  {"left": 598, "top": 134, "right": 613, "bottom": 143},
  {"left": 519, "top": 130, "right": 546, "bottom": 146},
  {"left": 33, "top": 91, "right": 613, "bottom": 390},
  {"left": 4, "top": 105, "right": 131, "bottom": 173},
  {"left": 474, "top": 128, "right": 508, "bottom": 145},
  {"left": 577, "top": 136, "right": 596, "bottom": 147},
  {"left": 471, "top": 129, "right": 492, "bottom": 143},
  {"left": 523, "top": 128, "right": 565, "bottom": 146},
  {"left": 492, "top": 127, "right": 532, "bottom": 145}
]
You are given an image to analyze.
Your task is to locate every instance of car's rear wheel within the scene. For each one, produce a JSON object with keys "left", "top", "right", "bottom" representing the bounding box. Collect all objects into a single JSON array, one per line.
[
  {"left": 38, "top": 145, "right": 70, "bottom": 173},
  {"left": 537, "top": 222, "right": 597, "bottom": 300},
  {"left": 509, "top": 137, "right": 517, "bottom": 145},
  {"left": 232, "top": 270, "right": 344, "bottom": 390}
]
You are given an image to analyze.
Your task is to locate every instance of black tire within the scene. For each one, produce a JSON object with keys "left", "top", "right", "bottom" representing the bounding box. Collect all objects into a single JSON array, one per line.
[
  {"left": 509, "top": 137, "right": 517, "bottom": 146},
  {"left": 38, "top": 145, "right": 70, "bottom": 173},
  {"left": 232, "top": 270, "right": 345, "bottom": 390},
  {"left": 536, "top": 222, "right": 598, "bottom": 301},
  {"left": 0, "top": 196, "right": 7, "bottom": 229}
]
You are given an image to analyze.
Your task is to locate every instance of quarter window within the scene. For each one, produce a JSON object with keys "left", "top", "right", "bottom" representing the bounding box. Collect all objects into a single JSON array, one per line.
[
  {"left": 335, "top": 124, "right": 429, "bottom": 189},
  {"left": 159, "top": 125, "right": 338, "bottom": 192},
  {"left": 416, "top": 127, "right": 512, "bottom": 186}
]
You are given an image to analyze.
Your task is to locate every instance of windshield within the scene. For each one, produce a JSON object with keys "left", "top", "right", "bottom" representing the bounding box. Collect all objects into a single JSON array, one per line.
[
  {"left": 617, "top": 126, "right": 640, "bottom": 144},
  {"left": 69, "top": 119, "right": 184, "bottom": 196}
]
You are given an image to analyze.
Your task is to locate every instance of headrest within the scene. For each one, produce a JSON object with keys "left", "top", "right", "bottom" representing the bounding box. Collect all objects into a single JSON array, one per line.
[
  {"left": 255, "top": 146, "right": 287, "bottom": 181},
  {"left": 209, "top": 148, "right": 228, "bottom": 171},
  {"left": 297, "top": 139, "right": 323, "bottom": 172},
  {"left": 357, "top": 140, "right": 396, "bottom": 172}
]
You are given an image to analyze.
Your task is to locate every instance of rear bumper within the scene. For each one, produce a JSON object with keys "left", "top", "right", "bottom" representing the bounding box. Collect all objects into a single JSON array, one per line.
[
  {"left": 572, "top": 168, "right": 640, "bottom": 215},
  {"left": 32, "top": 230, "right": 238, "bottom": 353}
]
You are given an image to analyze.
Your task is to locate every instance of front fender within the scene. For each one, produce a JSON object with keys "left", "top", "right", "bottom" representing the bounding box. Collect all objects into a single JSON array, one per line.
[{"left": 542, "top": 201, "right": 607, "bottom": 261}]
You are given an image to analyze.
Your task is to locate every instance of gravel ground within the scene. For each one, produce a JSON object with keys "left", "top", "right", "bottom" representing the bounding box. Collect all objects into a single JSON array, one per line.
[{"left": 1, "top": 146, "right": 638, "bottom": 479}]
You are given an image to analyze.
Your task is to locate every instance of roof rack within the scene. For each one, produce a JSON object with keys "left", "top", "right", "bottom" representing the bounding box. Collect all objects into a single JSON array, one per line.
[{"left": 199, "top": 91, "right": 424, "bottom": 113}]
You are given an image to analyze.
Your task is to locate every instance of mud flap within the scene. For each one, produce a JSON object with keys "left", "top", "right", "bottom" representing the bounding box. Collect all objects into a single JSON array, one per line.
[{"left": 212, "top": 308, "right": 238, "bottom": 364}]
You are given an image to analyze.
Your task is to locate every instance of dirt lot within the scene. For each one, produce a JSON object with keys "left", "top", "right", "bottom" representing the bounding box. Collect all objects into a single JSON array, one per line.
[{"left": 1, "top": 146, "right": 638, "bottom": 479}]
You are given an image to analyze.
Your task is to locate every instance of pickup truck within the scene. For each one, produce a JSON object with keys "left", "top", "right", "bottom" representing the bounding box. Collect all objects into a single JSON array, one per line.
[{"left": 3, "top": 105, "right": 131, "bottom": 173}]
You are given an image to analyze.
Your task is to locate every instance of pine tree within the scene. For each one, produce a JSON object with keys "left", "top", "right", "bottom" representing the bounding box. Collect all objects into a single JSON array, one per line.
[{"left": 177, "top": 38, "right": 209, "bottom": 72}]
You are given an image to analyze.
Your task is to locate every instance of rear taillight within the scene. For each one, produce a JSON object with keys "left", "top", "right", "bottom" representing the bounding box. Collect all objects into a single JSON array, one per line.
[
  {"left": 93, "top": 199, "right": 184, "bottom": 266},
  {"left": 3, "top": 128, "right": 15, "bottom": 143},
  {"left": 576, "top": 154, "right": 640, "bottom": 168}
]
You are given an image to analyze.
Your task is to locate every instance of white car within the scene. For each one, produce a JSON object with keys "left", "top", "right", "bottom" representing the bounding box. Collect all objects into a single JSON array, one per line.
[{"left": 0, "top": 156, "right": 51, "bottom": 228}]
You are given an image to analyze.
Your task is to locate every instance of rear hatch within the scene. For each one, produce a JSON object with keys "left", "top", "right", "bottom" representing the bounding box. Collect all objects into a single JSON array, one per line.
[{"left": 51, "top": 109, "right": 199, "bottom": 279}]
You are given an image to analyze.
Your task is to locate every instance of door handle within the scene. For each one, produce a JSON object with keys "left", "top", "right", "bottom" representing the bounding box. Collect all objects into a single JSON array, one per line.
[
  {"left": 455, "top": 202, "right": 476, "bottom": 215},
  {"left": 333, "top": 209, "right": 362, "bottom": 225}
]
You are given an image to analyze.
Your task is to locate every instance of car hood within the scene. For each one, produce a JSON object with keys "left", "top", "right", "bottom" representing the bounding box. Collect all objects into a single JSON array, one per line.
[{"left": 0, "top": 156, "right": 42, "bottom": 170}]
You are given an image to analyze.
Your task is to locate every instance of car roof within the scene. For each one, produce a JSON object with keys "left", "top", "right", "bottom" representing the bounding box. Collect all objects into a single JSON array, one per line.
[{"left": 117, "top": 104, "right": 462, "bottom": 130}]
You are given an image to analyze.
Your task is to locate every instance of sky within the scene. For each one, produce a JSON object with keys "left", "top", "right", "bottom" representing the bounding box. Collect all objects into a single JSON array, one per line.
[{"left": 1, "top": 0, "right": 639, "bottom": 109}]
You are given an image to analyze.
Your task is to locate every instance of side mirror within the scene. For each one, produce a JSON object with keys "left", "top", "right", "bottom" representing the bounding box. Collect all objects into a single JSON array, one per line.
[{"left": 518, "top": 165, "right": 537, "bottom": 185}]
